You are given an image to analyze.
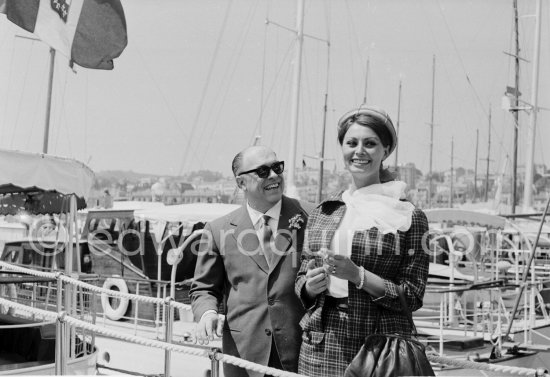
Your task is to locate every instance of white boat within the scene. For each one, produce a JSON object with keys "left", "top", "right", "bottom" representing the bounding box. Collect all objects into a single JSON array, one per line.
[
  {"left": 79, "top": 202, "right": 239, "bottom": 323},
  {"left": 0, "top": 275, "right": 98, "bottom": 376},
  {"left": 0, "top": 149, "right": 98, "bottom": 375},
  {"left": 419, "top": 207, "right": 550, "bottom": 375}
]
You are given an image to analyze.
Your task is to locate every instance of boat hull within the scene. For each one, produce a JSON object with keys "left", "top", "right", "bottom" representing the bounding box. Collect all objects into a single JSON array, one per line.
[{"left": 0, "top": 348, "right": 98, "bottom": 375}]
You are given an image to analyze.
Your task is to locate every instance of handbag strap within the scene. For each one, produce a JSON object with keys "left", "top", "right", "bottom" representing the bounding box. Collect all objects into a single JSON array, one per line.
[{"left": 397, "top": 285, "right": 418, "bottom": 336}]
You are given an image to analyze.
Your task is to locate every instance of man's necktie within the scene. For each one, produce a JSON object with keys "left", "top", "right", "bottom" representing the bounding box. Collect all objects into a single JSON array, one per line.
[{"left": 261, "top": 214, "right": 275, "bottom": 267}]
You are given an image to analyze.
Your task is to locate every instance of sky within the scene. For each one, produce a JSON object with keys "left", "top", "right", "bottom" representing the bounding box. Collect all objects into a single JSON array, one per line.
[{"left": 0, "top": 0, "right": 549, "bottom": 179}]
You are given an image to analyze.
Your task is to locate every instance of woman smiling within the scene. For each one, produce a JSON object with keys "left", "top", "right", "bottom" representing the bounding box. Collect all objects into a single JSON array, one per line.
[{"left": 295, "top": 105, "right": 431, "bottom": 377}]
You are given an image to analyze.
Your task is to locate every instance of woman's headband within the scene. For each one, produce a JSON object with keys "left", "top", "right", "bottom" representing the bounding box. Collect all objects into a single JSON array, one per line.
[{"left": 337, "top": 105, "right": 397, "bottom": 155}]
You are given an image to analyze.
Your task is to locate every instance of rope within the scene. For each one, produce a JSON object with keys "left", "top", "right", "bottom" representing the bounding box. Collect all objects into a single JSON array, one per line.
[
  {"left": 427, "top": 355, "right": 548, "bottom": 376},
  {"left": 0, "top": 261, "right": 192, "bottom": 311},
  {"left": 0, "top": 297, "right": 548, "bottom": 377},
  {"left": 216, "top": 354, "right": 304, "bottom": 377},
  {"left": 0, "top": 298, "right": 301, "bottom": 377}
]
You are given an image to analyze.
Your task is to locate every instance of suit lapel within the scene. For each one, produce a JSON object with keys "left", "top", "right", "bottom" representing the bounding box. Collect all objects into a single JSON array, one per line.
[{"left": 231, "top": 206, "right": 269, "bottom": 273}]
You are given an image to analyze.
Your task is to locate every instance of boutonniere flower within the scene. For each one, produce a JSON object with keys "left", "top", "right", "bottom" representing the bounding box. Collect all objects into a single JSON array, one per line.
[{"left": 289, "top": 214, "right": 305, "bottom": 230}]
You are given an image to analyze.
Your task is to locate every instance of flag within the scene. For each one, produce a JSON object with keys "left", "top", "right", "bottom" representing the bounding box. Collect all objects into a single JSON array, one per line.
[
  {"left": 505, "top": 85, "right": 522, "bottom": 97},
  {"left": 1, "top": 0, "right": 127, "bottom": 70}
]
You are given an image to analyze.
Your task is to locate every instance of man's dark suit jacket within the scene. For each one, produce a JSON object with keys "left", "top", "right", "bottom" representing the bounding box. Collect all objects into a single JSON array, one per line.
[{"left": 190, "top": 195, "right": 313, "bottom": 377}]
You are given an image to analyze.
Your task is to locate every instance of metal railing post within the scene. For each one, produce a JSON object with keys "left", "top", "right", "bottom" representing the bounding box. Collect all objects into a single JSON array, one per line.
[
  {"left": 439, "top": 297, "right": 444, "bottom": 356},
  {"left": 163, "top": 229, "right": 207, "bottom": 377},
  {"left": 134, "top": 281, "right": 140, "bottom": 335},
  {"left": 164, "top": 297, "right": 174, "bottom": 377},
  {"left": 55, "top": 312, "right": 67, "bottom": 375},
  {"left": 56, "top": 272, "right": 63, "bottom": 312},
  {"left": 210, "top": 348, "right": 221, "bottom": 377}
]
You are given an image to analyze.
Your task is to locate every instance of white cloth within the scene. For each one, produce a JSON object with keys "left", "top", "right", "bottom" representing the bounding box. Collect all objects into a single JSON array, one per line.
[
  {"left": 341, "top": 180, "right": 415, "bottom": 234},
  {"left": 326, "top": 181, "right": 415, "bottom": 297},
  {"left": 326, "top": 207, "right": 354, "bottom": 297}
]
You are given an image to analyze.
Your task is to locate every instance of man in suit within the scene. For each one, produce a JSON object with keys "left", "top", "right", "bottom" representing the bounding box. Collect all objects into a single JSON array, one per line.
[{"left": 190, "top": 145, "right": 313, "bottom": 377}]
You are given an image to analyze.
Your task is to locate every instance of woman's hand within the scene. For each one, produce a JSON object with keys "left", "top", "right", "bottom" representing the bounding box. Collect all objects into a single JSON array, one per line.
[
  {"left": 304, "top": 259, "right": 328, "bottom": 299},
  {"left": 326, "top": 255, "right": 361, "bottom": 285}
]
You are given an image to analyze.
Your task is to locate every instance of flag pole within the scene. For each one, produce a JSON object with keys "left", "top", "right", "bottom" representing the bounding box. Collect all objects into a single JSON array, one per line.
[{"left": 43, "top": 48, "right": 56, "bottom": 154}]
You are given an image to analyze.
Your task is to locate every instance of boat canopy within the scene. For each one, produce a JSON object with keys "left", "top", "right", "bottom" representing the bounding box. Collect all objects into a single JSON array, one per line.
[
  {"left": 424, "top": 208, "right": 507, "bottom": 230},
  {"left": 0, "top": 149, "right": 94, "bottom": 272},
  {"left": 0, "top": 149, "right": 94, "bottom": 199},
  {"left": 109, "top": 201, "right": 165, "bottom": 211},
  {"left": 134, "top": 203, "right": 239, "bottom": 224},
  {"left": 133, "top": 203, "right": 239, "bottom": 243}
]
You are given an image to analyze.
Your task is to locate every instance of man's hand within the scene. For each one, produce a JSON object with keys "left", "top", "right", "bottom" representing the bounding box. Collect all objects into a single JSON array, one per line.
[
  {"left": 304, "top": 259, "right": 327, "bottom": 299},
  {"left": 194, "top": 312, "right": 224, "bottom": 345}
]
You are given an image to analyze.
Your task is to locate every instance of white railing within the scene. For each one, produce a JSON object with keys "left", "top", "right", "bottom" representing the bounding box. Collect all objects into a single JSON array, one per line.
[{"left": 0, "top": 296, "right": 547, "bottom": 377}]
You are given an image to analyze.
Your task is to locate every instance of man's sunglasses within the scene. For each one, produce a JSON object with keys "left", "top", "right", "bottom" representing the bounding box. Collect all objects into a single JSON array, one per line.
[{"left": 238, "top": 161, "right": 285, "bottom": 179}]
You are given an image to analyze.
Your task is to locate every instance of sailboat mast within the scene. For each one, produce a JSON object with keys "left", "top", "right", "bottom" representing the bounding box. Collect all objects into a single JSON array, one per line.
[
  {"left": 474, "top": 129, "right": 479, "bottom": 202},
  {"left": 485, "top": 106, "right": 491, "bottom": 202},
  {"left": 428, "top": 55, "right": 435, "bottom": 208},
  {"left": 317, "top": 40, "right": 331, "bottom": 204},
  {"left": 43, "top": 48, "right": 56, "bottom": 154},
  {"left": 394, "top": 79, "right": 402, "bottom": 170},
  {"left": 449, "top": 137, "right": 454, "bottom": 208},
  {"left": 523, "top": 0, "right": 542, "bottom": 211},
  {"left": 317, "top": 93, "right": 328, "bottom": 203},
  {"left": 362, "top": 58, "right": 370, "bottom": 105},
  {"left": 286, "top": 0, "right": 305, "bottom": 198},
  {"left": 512, "top": 0, "right": 520, "bottom": 214}
]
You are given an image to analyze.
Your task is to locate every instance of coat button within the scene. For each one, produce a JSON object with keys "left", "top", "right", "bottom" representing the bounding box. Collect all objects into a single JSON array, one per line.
[
  {"left": 268, "top": 298, "right": 275, "bottom": 306},
  {"left": 265, "top": 329, "right": 272, "bottom": 336}
]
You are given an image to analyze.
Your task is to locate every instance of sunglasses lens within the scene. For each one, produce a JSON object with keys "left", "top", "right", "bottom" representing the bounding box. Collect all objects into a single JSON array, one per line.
[
  {"left": 272, "top": 162, "right": 284, "bottom": 174},
  {"left": 256, "top": 166, "right": 271, "bottom": 178}
]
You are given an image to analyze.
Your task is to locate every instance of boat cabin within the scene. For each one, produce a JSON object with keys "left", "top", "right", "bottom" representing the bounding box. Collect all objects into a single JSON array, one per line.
[{"left": 1, "top": 238, "right": 92, "bottom": 274}]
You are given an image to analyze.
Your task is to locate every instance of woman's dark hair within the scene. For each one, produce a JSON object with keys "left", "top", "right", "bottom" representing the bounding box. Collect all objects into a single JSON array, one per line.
[{"left": 337, "top": 111, "right": 396, "bottom": 183}]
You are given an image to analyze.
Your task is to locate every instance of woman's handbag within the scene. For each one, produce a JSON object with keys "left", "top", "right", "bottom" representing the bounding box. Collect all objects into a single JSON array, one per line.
[{"left": 344, "top": 286, "right": 435, "bottom": 377}]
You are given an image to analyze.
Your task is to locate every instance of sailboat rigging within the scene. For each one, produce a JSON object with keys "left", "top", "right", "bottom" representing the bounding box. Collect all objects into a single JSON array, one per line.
[
  {"left": 511, "top": 0, "right": 521, "bottom": 214},
  {"left": 523, "top": 0, "right": 543, "bottom": 212},
  {"left": 393, "top": 78, "right": 402, "bottom": 170},
  {"left": 286, "top": 0, "right": 305, "bottom": 199},
  {"left": 503, "top": 0, "right": 545, "bottom": 214},
  {"left": 428, "top": 54, "right": 436, "bottom": 208},
  {"left": 267, "top": 0, "right": 331, "bottom": 201}
]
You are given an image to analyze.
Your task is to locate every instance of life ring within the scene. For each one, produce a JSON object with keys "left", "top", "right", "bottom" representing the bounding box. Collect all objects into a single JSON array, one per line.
[
  {"left": 0, "top": 283, "right": 17, "bottom": 315},
  {"left": 101, "top": 277, "right": 130, "bottom": 321}
]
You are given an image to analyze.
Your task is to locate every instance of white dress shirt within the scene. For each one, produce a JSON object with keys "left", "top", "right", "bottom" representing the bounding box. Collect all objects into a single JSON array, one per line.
[{"left": 246, "top": 200, "right": 281, "bottom": 237}]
